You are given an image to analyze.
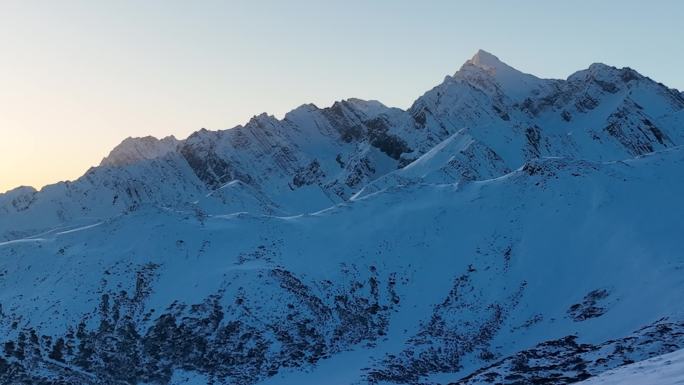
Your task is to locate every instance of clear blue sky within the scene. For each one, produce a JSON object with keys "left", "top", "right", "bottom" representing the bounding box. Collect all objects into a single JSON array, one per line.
[{"left": 0, "top": 0, "right": 682, "bottom": 191}]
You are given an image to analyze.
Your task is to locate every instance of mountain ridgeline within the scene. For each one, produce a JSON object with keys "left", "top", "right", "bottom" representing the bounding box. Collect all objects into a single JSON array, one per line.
[{"left": 1, "top": 51, "right": 683, "bottom": 385}]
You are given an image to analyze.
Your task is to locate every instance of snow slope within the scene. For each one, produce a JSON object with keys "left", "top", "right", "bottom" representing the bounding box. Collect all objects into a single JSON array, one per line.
[{"left": 576, "top": 348, "right": 684, "bottom": 385}]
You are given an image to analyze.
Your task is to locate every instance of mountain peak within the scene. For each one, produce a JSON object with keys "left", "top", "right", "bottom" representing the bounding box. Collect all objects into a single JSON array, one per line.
[
  {"left": 453, "top": 49, "right": 548, "bottom": 101},
  {"left": 100, "top": 135, "right": 179, "bottom": 167},
  {"left": 468, "top": 49, "right": 505, "bottom": 69},
  {"left": 459, "top": 49, "right": 520, "bottom": 76},
  {"left": 568, "top": 62, "right": 644, "bottom": 85}
]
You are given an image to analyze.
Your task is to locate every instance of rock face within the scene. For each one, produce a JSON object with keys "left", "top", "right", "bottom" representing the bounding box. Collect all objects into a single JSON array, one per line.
[{"left": 1, "top": 50, "right": 684, "bottom": 385}]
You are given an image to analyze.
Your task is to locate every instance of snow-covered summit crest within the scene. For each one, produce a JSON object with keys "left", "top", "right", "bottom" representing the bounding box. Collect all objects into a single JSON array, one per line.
[
  {"left": 100, "top": 135, "right": 179, "bottom": 167},
  {"left": 453, "top": 49, "right": 550, "bottom": 101},
  {"left": 459, "top": 49, "right": 531, "bottom": 78},
  {"left": 465, "top": 49, "right": 507, "bottom": 71}
]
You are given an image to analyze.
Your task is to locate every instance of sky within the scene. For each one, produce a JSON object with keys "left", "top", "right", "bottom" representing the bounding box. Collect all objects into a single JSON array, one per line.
[{"left": 0, "top": 0, "right": 682, "bottom": 193}]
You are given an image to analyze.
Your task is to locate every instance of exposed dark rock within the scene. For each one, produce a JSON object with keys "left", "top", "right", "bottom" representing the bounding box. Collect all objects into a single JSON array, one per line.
[
  {"left": 567, "top": 289, "right": 611, "bottom": 322},
  {"left": 1, "top": 265, "right": 403, "bottom": 385},
  {"left": 450, "top": 319, "right": 684, "bottom": 385},
  {"left": 292, "top": 160, "right": 326, "bottom": 188},
  {"left": 366, "top": 274, "right": 526, "bottom": 384},
  {"left": 364, "top": 117, "right": 412, "bottom": 160}
]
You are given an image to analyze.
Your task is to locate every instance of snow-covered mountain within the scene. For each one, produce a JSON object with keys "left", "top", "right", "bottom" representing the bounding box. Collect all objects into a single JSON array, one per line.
[{"left": 1, "top": 50, "right": 683, "bottom": 385}]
